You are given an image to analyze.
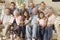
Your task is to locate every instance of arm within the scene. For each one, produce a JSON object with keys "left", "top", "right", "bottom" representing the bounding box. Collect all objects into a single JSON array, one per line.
[
  {"left": 42, "top": 18, "right": 48, "bottom": 28},
  {"left": 25, "top": 20, "right": 31, "bottom": 25}
]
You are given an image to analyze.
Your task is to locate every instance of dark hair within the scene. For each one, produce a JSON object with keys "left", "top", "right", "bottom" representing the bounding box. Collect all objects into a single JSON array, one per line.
[
  {"left": 40, "top": 1, "right": 46, "bottom": 5},
  {"left": 38, "top": 11, "right": 45, "bottom": 19},
  {"left": 11, "top": 2, "right": 16, "bottom": 5},
  {"left": 24, "top": 11, "right": 30, "bottom": 20}
]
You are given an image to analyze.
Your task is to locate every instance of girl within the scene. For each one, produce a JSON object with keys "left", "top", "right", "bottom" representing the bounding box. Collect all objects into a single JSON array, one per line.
[
  {"left": 24, "top": 11, "right": 32, "bottom": 40},
  {"left": 17, "top": 15, "right": 26, "bottom": 40},
  {"left": 36, "top": 12, "right": 48, "bottom": 40}
]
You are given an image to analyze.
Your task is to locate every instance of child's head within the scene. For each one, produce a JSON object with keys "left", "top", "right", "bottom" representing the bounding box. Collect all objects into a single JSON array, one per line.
[
  {"left": 32, "top": 8, "right": 38, "bottom": 15},
  {"left": 38, "top": 12, "right": 45, "bottom": 19},
  {"left": 13, "top": 10, "right": 19, "bottom": 17},
  {"left": 18, "top": 16, "right": 23, "bottom": 21}
]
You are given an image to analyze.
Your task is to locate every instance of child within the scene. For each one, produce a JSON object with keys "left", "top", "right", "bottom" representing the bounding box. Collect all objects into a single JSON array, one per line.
[
  {"left": 17, "top": 15, "right": 26, "bottom": 40},
  {"left": 36, "top": 12, "right": 47, "bottom": 40},
  {"left": 24, "top": 11, "right": 32, "bottom": 40}
]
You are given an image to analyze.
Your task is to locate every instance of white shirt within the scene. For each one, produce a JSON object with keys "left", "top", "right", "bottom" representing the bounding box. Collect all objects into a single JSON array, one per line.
[
  {"left": 0, "top": 14, "right": 12, "bottom": 25},
  {"left": 48, "top": 14, "right": 56, "bottom": 24},
  {"left": 9, "top": 16, "right": 20, "bottom": 25}
]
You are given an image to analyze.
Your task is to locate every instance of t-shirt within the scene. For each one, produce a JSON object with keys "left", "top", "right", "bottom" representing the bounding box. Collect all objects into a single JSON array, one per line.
[
  {"left": 48, "top": 14, "right": 56, "bottom": 25},
  {"left": 37, "top": 18, "right": 45, "bottom": 26},
  {"left": 9, "top": 16, "right": 19, "bottom": 25},
  {"left": 0, "top": 14, "right": 12, "bottom": 25}
]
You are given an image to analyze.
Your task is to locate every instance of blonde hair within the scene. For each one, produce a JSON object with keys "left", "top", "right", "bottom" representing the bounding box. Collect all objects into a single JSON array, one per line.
[
  {"left": 13, "top": 10, "right": 19, "bottom": 15},
  {"left": 20, "top": 3, "right": 25, "bottom": 7}
]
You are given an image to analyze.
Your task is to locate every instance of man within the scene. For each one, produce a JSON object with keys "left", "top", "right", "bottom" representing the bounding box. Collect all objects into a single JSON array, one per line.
[
  {"left": 46, "top": 8, "right": 56, "bottom": 40},
  {"left": 10, "top": 2, "right": 19, "bottom": 15},
  {"left": 31, "top": 8, "right": 38, "bottom": 40},
  {"left": 38, "top": 1, "right": 48, "bottom": 15},
  {"left": 28, "top": 2, "right": 35, "bottom": 15},
  {"left": 0, "top": 8, "right": 12, "bottom": 38}
]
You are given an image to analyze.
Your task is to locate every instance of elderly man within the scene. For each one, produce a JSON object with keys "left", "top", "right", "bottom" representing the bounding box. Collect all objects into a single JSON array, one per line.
[
  {"left": 30, "top": 8, "right": 38, "bottom": 40},
  {"left": 0, "top": 8, "right": 12, "bottom": 38},
  {"left": 46, "top": 8, "right": 56, "bottom": 40}
]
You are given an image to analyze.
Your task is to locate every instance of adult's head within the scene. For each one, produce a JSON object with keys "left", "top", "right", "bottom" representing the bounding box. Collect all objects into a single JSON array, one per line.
[
  {"left": 5, "top": 8, "right": 10, "bottom": 15},
  {"left": 38, "top": 11, "right": 45, "bottom": 19},
  {"left": 29, "top": 2, "right": 34, "bottom": 9},
  {"left": 20, "top": 3, "right": 26, "bottom": 10},
  {"left": 32, "top": 8, "right": 38, "bottom": 15},
  {"left": 40, "top": 1, "right": 46, "bottom": 10},
  {"left": 47, "top": 7, "right": 54, "bottom": 16},
  {"left": 10, "top": 2, "right": 16, "bottom": 9}
]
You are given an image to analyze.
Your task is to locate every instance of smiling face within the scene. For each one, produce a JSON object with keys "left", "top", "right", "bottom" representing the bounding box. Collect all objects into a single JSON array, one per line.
[
  {"left": 29, "top": 2, "right": 34, "bottom": 9},
  {"left": 6, "top": 8, "right": 10, "bottom": 15},
  {"left": 40, "top": 13, "right": 44, "bottom": 18},
  {"left": 33, "top": 8, "right": 38, "bottom": 15},
  {"left": 10, "top": 2, "right": 15, "bottom": 9},
  {"left": 13, "top": 10, "right": 19, "bottom": 18},
  {"left": 48, "top": 8, "right": 53, "bottom": 16},
  {"left": 40, "top": 2, "right": 46, "bottom": 10}
]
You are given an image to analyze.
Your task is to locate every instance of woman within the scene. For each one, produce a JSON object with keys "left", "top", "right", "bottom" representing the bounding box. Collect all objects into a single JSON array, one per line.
[{"left": 24, "top": 11, "right": 32, "bottom": 40}]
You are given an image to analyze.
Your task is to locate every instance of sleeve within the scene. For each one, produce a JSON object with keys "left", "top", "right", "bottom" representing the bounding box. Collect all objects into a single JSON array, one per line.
[{"left": 9, "top": 17, "right": 14, "bottom": 23}]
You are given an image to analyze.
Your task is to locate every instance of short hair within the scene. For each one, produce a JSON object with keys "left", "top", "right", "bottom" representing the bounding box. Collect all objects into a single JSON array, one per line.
[
  {"left": 48, "top": 7, "right": 54, "bottom": 11},
  {"left": 40, "top": 1, "right": 46, "bottom": 5},
  {"left": 11, "top": 2, "right": 16, "bottom": 5}
]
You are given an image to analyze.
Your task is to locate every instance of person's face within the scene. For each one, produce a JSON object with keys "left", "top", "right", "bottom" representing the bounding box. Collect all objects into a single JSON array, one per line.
[
  {"left": 40, "top": 3, "right": 46, "bottom": 10},
  {"left": 33, "top": 8, "right": 37, "bottom": 15},
  {"left": 10, "top": 4, "right": 15, "bottom": 8},
  {"left": 40, "top": 13, "right": 44, "bottom": 18},
  {"left": 24, "top": 12, "right": 28, "bottom": 17},
  {"left": 14, "top": 13, "right": 19, "bottom": 17},
  {"left": 29, "top": 3, "right": 34, "bottom": 8},
  {"left": 48, "top": 9, "right": 53, "bottom": 15},
  {"left": 6, "top": 9, "right": 10, "bottom": 15},
  {"left": 21, "top": 4, "right": 25, "bottom": 10}
]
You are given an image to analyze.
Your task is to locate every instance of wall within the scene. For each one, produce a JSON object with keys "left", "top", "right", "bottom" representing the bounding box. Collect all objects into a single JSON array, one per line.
[{"left": 33, "top": 0, "right": 60, "bottom": 14}]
